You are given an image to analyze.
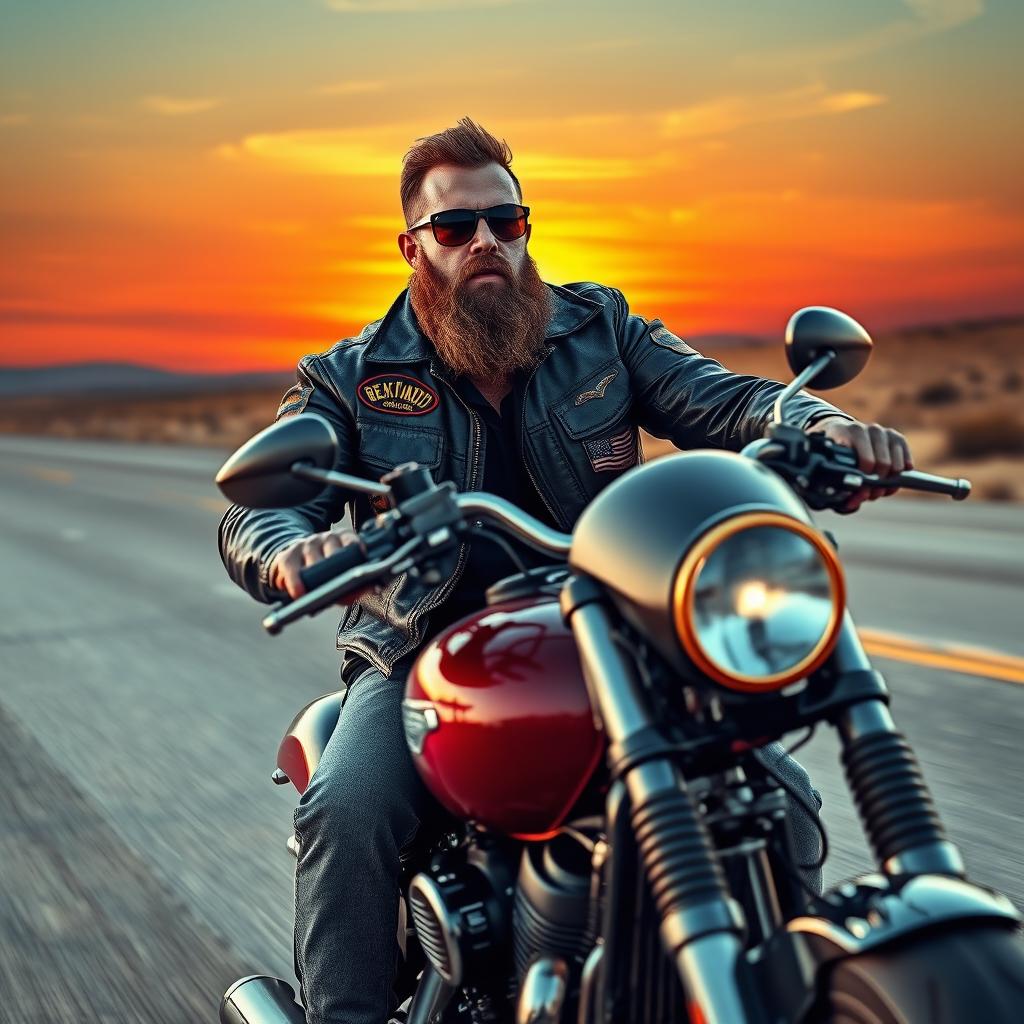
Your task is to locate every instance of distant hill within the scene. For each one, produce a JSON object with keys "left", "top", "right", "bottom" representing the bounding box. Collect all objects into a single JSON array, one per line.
[
  {"left": 688, "top": 332, "right": 771, "bottom": 348},
  {"left": 0, "top": 362, "right": 293, "bottom": 398}
]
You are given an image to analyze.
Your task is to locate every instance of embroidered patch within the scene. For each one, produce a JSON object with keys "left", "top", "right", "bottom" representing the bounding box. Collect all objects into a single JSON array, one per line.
[
  {"left": 650, "top": 325, "right": 696, "bottom": 356},
  {"left": 574, "top": 370, "right": 618, "bottom": 406},
  {"left": 584, "top": 427, "right": 637, "bottom": 473},
  {"left": 276, "top": 384, "right": 313, "bottom": 420},
  {"left": 357, "top": 374, "right": 439, "bottom": 416}
]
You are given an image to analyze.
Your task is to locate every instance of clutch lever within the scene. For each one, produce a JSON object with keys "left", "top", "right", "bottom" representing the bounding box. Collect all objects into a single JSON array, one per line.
[{"left": 262, "top": 536, "right": 423, "bottom": 635}]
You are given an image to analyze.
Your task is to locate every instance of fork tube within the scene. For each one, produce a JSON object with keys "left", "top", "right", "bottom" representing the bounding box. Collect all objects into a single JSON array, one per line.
[
  {"left": 564, "top": 581, "right": 760, "bottom": 1024},
  {"left": 830, "top": 615, "right": 965, "bottom": 878}
]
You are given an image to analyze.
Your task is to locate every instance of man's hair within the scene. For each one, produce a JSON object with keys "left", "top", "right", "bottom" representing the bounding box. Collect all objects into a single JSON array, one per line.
[{"left": 400, "top": 117, "right": 522, "bottom": 226}]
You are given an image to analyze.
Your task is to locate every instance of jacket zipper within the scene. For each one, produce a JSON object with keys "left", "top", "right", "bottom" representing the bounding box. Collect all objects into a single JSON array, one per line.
[
  {"left": 393, "top": 378, "right": 482, "bottom": 658},
  {"left": 520, "top": 347, "right": 564, "bottom": 528}
]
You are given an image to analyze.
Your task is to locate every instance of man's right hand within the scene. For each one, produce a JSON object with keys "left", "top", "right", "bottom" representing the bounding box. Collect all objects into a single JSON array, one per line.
[{"left": 269, "top": 529, "right": 362, "bottom": 600}]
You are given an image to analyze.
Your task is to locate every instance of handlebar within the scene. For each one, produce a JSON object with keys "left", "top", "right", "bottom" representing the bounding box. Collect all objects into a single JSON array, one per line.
[
  {"left": 299, "top": 542, "right": 368, "bottom": 593},
  {"left": 868, "top": 469, "right": 971, "bottom": 500},
  {"left": 259, "top": 424, "right": 971, "bottom": 634},
  {"left": 260, "top": 488, "right": 572, "bottom": 636},
  {"left": 825, "top": 440, "right": 971, "bottom": 501},
  {"left": 263, "top": 537, "right": 422, "bottom": 635},
  {"left": 747, "top": 429, "right": 972, "bottom": 510}
]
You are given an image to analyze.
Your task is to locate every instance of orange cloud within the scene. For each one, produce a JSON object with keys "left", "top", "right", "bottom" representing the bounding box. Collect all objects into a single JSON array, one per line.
[
  {"left": 314, "top": 79, "right": 387, "bottom": 96},
  {"left": 658, "top": 84, "right": 887, "bottom": 140},
  {"left": 140, "top": 95, "right": 224, "bottom": 116},
  {"left": 217, "top": 127, "right": 656, "bottom": 181}
]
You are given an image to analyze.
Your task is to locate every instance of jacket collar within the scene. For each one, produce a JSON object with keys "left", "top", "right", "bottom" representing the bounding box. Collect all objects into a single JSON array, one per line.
[{"left": 363, "top": 283, "right": 602, "bottom": 365}]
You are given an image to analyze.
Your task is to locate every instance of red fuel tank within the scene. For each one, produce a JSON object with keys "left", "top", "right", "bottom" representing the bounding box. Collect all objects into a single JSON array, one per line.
[{"left": 405, "top": 598, "right": 604, "bottom": 839}]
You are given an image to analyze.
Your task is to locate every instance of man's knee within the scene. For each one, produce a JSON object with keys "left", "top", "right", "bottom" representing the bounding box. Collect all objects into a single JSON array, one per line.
[{"left": 293, "top": 755, "right": 418, "bottom": 856}]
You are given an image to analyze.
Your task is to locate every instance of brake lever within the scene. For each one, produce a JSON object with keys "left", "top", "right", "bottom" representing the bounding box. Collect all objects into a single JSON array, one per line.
[{"left": 754, "top": 427, "right": 971, "bottom": 507}]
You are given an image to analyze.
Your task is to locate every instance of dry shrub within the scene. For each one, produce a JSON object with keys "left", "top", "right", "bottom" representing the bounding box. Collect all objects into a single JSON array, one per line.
[
  {"left": 974, "top": 479, "right": 1018, "bottom": 502},
  {"left": 916, "top": 380, "right": 963, "bottom": 406},
  {"left": 946, "top": 412, "right": 1024, "bottom": 459}
]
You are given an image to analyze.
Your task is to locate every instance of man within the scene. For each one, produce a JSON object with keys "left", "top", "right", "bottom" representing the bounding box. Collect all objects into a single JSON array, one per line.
[{"left": 219, "top": 118, "right": 911, "bottom": 1024}]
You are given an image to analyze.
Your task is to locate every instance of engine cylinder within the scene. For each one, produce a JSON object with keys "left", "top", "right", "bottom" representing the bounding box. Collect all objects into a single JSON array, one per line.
[
  {"left": 408, "top": 860, "right": 508, "bottom": 987},
  {"left": 513, "top": 832, "right": 594, "bottom": 979}
]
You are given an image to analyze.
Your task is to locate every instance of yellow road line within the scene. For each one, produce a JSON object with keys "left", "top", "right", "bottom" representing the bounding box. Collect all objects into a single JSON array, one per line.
[
  {"left": 23, "top": 466, "right": 74, "bottom": 484},
  {"left": 859, "top": 627, "right": 1024, "bottom": 686}
]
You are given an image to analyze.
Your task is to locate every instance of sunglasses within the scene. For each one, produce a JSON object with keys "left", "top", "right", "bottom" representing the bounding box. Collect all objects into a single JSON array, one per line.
[{"left": 407, "top": 203, "right": 530, "bottom": 247}]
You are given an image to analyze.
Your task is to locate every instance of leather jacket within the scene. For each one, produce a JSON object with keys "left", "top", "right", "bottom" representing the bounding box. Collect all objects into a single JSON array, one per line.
[{"left": 219, "top": 281, "right": 850, "bottom": 676}]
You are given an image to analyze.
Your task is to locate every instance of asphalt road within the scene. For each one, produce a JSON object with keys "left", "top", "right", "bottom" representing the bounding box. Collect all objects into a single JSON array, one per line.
[{"left": 1, "top": 436, "right": 1022, "bottom": 1021}]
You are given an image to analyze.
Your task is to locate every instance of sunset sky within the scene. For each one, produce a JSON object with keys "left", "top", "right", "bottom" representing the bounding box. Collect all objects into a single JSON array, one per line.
[{"left": 2, "top": 0, "right": 1022, "bottom": 371}]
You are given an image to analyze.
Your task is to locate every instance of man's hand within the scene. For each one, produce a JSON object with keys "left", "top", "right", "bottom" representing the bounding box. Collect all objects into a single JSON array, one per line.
[
  {"left": 269, "top": 528, "right": 362, "bottom": 600},
  {"left": 806, "top": 416, "right": 914, "bottom": 512}
]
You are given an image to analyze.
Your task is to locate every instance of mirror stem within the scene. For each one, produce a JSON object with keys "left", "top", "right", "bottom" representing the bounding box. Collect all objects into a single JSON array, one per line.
[
  {"left": 773, "top": 350, "right": 837, "bottom": 425},
  {"left": 290, "top": 462, "right": 393, "bottom": 497}
]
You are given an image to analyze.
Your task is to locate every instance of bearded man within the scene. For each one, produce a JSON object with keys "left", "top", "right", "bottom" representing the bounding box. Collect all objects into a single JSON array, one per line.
[{"left": 219, "top": 118, "right": 912, "bottom": 1024}]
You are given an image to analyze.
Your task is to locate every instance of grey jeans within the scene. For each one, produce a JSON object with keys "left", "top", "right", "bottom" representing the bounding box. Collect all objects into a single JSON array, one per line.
[{"left": 292, "top": 666, "right": 823, "bottom": 1024}]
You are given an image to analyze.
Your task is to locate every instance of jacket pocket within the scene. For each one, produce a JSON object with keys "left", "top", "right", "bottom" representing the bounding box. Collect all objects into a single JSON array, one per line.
[
  {"left": 356, "top": 419, "right": 444, "bottom": 476},
  {"left": 553, "top": 359, "right": 632, "bottom": 439}
]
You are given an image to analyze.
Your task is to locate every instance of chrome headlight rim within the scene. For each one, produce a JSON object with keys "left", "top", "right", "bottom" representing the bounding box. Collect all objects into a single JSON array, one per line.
[{"left": 672, "top": 510, "right": 846, "bottom": 693}]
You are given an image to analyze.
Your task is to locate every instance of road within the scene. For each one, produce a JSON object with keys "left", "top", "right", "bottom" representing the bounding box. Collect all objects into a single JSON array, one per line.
[{"left": 1, "top": 436, "right": 1022, "bottom": 1021}]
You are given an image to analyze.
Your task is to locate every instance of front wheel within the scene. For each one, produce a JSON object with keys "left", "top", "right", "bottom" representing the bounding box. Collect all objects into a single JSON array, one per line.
[{"left": 814, "top": 923, "right": 1024, "bottom": 1023}]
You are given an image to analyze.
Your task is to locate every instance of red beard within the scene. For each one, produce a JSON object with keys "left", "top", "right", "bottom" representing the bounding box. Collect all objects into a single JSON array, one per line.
[{"left": 408, "top": 250, "right": 552, "bottom": 381}]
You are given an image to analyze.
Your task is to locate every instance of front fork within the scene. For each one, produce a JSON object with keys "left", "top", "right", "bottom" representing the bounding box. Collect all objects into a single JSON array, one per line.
[
  {"left": 826, "top": 613, "right": 965, "bottom": 878},
  {"left": 563, "top": 583, "right": 973, "bottom": 1024},
  {"left": 562, "top": 578, "right": 760, "bottom": 1024}
]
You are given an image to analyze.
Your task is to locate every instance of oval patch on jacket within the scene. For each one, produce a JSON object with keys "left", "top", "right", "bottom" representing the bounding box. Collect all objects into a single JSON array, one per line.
[{"left": 357, "top": 374, "right": 440, "bottom": 416}]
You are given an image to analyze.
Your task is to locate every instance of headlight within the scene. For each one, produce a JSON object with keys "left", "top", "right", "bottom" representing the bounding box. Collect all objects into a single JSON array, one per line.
[{"left": 672, "top": 511, "right": 845, "bottom": 692}]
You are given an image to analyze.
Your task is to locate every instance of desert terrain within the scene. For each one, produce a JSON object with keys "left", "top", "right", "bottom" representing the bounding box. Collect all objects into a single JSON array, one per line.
[{"left": 1, "top": 318, "right": 1022, "bottom": 500}]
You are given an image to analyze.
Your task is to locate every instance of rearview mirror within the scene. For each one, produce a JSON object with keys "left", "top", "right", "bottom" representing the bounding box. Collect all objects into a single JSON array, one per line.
[
  {"left": 215, "top": 413, "right": 339, "bottom": 508},
  {"left": 785, "top": 307, "right": 873, "bottom": 389}
]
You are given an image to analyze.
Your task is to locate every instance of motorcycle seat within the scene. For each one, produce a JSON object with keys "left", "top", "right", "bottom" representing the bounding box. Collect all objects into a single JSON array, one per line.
[{"left": 276, "top": 691, "right": 344, "bottom": 794}]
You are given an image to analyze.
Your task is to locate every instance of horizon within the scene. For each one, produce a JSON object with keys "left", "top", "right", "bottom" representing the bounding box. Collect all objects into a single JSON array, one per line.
[
  {"left": 3, "top": 1, "right": 1023, "bottom": 372},
  {"left": 5, "top": 310, "right": 1022, "bottom": 377}
]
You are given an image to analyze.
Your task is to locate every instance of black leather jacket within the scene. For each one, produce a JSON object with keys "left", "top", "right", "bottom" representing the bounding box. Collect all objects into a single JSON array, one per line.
[{"left": 219, "top": 281, "right": 850, "bottom": 676}]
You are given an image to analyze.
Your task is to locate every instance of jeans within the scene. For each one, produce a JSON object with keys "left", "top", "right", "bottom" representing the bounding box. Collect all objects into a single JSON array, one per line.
[
  {"left": 293, "top": 662, "right": 430, "bottom": 1024},
  {"left": 292, "top": 666, "right": 824, "bottom": 1024}
]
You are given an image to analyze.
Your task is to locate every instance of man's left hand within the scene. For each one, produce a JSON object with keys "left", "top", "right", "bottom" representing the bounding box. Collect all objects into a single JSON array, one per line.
[{"left": 806, "top": 416, "right": 914, "bottom": 511}]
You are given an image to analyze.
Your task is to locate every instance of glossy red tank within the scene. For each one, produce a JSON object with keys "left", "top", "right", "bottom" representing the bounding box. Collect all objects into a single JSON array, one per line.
[{"left": 405, "top": 597, "right": 604, "bottom": 839}]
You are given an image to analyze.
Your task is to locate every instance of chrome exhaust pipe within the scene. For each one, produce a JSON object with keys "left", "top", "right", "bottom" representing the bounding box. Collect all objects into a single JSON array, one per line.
[{"left": 220, "top": 975, "right": 307, "bottom": 1024}]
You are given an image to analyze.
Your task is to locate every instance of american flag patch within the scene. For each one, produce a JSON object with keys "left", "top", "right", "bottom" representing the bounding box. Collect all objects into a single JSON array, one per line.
[{"left": 584, "top": 427, "right": 637, "bottom": 472}]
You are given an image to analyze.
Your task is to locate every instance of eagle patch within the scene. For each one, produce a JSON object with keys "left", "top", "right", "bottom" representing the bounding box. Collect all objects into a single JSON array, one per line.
[{"left": 575, "top": 370, "right": 618, "bottom": 406}]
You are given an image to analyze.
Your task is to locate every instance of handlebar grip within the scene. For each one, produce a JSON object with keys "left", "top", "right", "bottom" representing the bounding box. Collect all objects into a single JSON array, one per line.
[
  {"left": 874, "top": 469, "right": 972, "bottom": 500},
  {"left": 299, "top": 543, "right": 367, "bottom": 593}
]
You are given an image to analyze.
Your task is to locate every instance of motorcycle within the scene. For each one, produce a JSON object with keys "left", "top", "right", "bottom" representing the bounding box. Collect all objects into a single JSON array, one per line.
[{"left": 215, "top": 307, "right": 1024, "bottom": 1024}]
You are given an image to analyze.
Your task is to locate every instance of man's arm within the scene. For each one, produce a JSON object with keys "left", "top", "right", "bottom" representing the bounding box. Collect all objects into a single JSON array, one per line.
[
  {"left": 613, "top": 289, "right": 911, "bottom": 510},
  {"left": 613, "top": 291, "right": 849, "bottom": 449},
  {"left": 218, "top": 354, "right": 358, "bottom": 603}
]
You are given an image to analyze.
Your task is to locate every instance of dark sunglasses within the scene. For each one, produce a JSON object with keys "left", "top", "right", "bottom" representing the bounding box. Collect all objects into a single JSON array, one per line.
[{"left": 407, "top": 203, "right": 530, "bottom": 247}]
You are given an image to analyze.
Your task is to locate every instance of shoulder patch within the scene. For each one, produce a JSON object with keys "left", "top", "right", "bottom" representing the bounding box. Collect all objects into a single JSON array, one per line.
[
  {"left": 650, "top": 325, "right": 696, "bottom": 356},
  {"left": 357, "top": 374, "right": 439, "bottom": 416},
  {"left": 276, "top": 383, "right": 313, "bottom": 420}
]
